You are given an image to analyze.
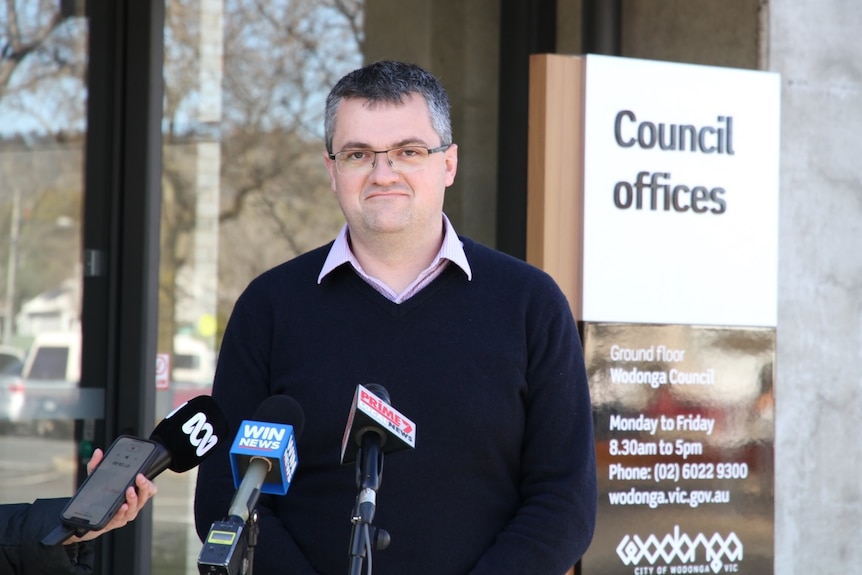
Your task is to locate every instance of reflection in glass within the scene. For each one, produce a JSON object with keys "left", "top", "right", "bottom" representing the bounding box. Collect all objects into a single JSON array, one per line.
[
  {"left": 0, "top": 2, "right": 88, "bottom": 505},
  {"left": 582, "top": 322, "right": 775, "bottom": 573},
  {"left": 156, "top": 1, "right": 362, "bottom": 571}
]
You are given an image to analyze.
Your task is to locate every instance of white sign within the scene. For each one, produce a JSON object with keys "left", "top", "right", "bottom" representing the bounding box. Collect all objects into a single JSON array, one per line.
[{"left": 581, "top": 55, "right": 780, "bottom": 327}]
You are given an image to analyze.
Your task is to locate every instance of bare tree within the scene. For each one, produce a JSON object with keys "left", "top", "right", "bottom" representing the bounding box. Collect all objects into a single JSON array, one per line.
[
  {"left": 159, "top": 0, "right": 363, "bottom": 348},
  {"left": 0, "top": 1, "right": 87, "bottom": 134},
  {"left": 2, "top": 0, "right": 365, "bottom": 352},
  {"left": 0, "top": 2, "right": 86, "bottom": 335}
]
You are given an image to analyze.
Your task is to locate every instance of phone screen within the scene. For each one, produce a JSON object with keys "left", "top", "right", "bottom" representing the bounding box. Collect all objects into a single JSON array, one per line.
[{"left": 61, "top": 436, "right": 158, "bottom": 530}]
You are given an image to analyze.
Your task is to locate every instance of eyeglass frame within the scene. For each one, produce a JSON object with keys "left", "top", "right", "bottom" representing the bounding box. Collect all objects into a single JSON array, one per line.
[{"left": 327, "top": 143, "right": 452, "bottom": 175}]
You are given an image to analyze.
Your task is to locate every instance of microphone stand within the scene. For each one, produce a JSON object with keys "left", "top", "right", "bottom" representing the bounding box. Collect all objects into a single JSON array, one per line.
[
  {"left": 199, "top": 457, "right": 269, "bottom": 575},
  {"left": 244, "top": 509, "right": 260, "bottom": 575},
  {"left": 348, "top": 434, "right": 390, "bottom": 575}
]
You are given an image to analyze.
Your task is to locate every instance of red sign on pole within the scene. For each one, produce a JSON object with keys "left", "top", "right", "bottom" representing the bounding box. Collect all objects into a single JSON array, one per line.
[{"left": 155, "top": 353, "right": 171, "bottom": 390}]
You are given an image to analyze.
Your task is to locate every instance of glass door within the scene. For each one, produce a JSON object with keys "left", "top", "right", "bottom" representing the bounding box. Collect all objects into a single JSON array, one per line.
[
  {"left": 0, "top": 1, "right": 91, "bottom": 506},
  {"left": 154, "top": 1, "right": 361, "bottom": 571}
]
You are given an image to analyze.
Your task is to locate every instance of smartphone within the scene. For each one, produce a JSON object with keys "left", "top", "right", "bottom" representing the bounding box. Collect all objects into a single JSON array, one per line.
[{"left": 60, "top": 435, "right": 159, "bottom": 532}]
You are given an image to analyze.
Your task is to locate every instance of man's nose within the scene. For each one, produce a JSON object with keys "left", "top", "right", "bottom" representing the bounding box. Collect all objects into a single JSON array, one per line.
[{"left": 369, "top": 151, "right": 398, "bottom": 176}]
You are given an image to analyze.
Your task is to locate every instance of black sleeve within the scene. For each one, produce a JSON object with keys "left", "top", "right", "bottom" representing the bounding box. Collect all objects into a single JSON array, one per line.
[{"left": 0, "top": 499, "right": 96, "bottom": 574}]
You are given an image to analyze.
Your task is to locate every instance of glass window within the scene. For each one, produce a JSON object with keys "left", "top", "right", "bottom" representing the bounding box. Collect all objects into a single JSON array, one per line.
[
  {"left": 154, "top": 1, "right": 362, "bottom": 571},
  {"left": 0, "top": 1, "right": 88, "bottom": 502}
]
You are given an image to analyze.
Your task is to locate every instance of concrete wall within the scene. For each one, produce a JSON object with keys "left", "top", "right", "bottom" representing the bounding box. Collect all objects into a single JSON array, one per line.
[
  {"left": 770, "top": 2, "right": 862, "bottom": 572},
  {"left": 364, "top": 0, "right": 500, "bottom": 247}
]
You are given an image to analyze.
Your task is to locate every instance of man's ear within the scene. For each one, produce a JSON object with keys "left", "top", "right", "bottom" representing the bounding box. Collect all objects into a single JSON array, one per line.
[
  {"left": 323, "top": 150, "right": 338, "bottom": 192},
  {"left": 444, "top": 143, "right": 458, "bottom": 187}
]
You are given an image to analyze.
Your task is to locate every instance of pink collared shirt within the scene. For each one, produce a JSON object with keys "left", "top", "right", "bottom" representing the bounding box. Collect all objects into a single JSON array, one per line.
[{"left": 317, "top": 215, "right": 473, "bottom": 303}]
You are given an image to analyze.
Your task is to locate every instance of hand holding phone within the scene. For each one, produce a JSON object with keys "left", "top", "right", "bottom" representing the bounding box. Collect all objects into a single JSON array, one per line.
[{"left": 60, "top": 435, "right": 160, "bottom": 532}]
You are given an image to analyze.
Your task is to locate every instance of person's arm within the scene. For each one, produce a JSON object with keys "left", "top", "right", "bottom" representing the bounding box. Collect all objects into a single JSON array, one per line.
[
  {"left": 194, "top": 293, "right": 320, "bottom": 574},
  {"left": 1, "top": 499, "right": 88, "bottom": 575},
  {"left": 0, "top": 449, "right": 157, "bottom": 575},
  {"left": 64, "top": 448, "right": 159, "bottom": 544},
  {"left": 468, "top": 283, "right": 598, "bottom": 574}
]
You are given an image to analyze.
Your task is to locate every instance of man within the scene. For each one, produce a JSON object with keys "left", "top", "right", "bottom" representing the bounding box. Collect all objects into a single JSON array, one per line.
[
  {"left": 0, "top": 447, "right": 158, "bottom": 574},
  {"left": 195, "top": 60, "right": 596, "bottom": 574}
]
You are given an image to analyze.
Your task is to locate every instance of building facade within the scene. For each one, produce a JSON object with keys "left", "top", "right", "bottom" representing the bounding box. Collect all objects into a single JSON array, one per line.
[{"left": 0, "top": 1, "right": 858, "bottom": 573}]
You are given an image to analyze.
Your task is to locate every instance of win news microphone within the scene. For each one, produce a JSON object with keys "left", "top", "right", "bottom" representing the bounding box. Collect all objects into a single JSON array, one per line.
[
  {"left": 198, "top": 395, "right": 304, "bottom": 575},
  {"left": 41, "top": 395, "right": 228, "bottom": 546},
  {"left": 341, "top": 384, "right": 416, "bottom": 523}
]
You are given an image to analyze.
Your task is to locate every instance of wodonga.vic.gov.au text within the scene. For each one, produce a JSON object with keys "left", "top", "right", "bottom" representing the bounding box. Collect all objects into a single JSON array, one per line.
[{"left": 608, "top": 487, "right": 730, "bottom": 508}]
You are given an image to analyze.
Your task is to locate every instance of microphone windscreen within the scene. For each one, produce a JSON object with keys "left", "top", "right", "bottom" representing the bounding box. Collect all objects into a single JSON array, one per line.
[
  {"left": 149, "top": 395, "right": 229, "bottom": 473},
  {"left": 364, "top": 383, "right": 391, "bottom": 404},
  {"left": 250, "top": 395, "right": 306, "bottom": 439}
]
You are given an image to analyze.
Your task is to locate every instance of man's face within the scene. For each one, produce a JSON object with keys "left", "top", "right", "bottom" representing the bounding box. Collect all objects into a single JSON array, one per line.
[{"left": 324, "top": 94, "right": 458, "bottom": 240}]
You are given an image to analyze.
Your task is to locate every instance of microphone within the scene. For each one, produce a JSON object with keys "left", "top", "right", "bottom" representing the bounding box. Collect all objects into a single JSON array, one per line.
[
  {"left": 227, "top": 395, "right": 304, "bottom": 518},
  {"left": 147, "top": 394, "right": 230, "bottom": 477},
  {"left": 41, "top": 395, "right": 228, "bottom": 546},
  {"left": 198, "top": 395, "right": 304, "bottom": 575},
  {"left": 341, "top": 384, "right": 416, "bottom": 523},
  {"left": 340, "top": 384, "right": 416, "bottom": 466},
  {"left": 342, "top": 385, "right": 415, "bottom": 571}
]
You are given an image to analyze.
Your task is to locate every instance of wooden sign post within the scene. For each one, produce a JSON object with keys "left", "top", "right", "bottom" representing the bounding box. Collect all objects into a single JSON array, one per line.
[{"left": 528, "top": 54, "right": 780, "bottom": 575}]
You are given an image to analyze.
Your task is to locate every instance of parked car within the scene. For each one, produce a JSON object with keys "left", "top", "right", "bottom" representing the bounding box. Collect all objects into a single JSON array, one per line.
[
  {"left": 16, "top": 331, "right": 83, "bottom": 437},
  {"left": 0, "top": 345, "right": 26, "bottom": 433},
  {"left": 6, "top": 331, "right": 216, "bottom": 435},
  {"left": 0, "top": 344, "right": 24, "bottom": 373}
]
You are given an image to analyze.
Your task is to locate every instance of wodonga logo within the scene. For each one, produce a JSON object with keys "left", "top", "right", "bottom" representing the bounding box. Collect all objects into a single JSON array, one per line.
[
  {"left": 617, "top": 525, "right": 743, "bottom": 574},
  {"left": 181, "top": 412, "right": 219, "bottom": 457}
]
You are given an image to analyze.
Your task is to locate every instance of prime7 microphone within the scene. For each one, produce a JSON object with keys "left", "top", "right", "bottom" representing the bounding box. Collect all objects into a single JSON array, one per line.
[
  {"left": 341, "top": 384, "right": 416, "bottom": 525},
  {"left": 198, "top": 395, "right": 304, "bottom": 575},
  {"left": 340, "top": 384, "right": 416, "bottom": 466},
  {"left": 343, "top": 385, "right": 415, "bottom": 571}
]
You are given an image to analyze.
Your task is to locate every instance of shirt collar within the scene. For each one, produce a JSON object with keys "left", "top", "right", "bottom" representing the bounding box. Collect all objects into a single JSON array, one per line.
[{"left": 317, "top": 214, "right": 472, "bottom": 284}]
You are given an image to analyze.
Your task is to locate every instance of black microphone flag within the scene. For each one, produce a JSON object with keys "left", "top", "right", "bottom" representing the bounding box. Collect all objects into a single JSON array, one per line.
[{"left": 147, "top": 394, "right": 229, "bottom": 477}]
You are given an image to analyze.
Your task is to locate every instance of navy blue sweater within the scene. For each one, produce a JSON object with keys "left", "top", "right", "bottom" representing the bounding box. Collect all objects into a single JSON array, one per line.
[{"left": 195, "top": 237, "right": 596, "bottom": 574}]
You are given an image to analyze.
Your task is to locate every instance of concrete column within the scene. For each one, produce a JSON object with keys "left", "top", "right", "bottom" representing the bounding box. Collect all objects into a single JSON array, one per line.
[{"left": 770, "top": 3, "right": 862, "bottom": 573}]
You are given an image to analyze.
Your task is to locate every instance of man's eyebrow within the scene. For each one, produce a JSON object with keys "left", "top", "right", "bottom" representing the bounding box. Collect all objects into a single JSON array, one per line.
[{"left": 336, "top": 138, "right": 428, "bottom": 150}]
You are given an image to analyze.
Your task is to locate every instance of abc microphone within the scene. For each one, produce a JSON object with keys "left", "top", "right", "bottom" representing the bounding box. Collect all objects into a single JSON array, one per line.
[
  {"left": 198, "top": 395, "right": 304, "bottom": 575},
  {"left": 147, "top": 394, "right": 230, "bottom": 477}
]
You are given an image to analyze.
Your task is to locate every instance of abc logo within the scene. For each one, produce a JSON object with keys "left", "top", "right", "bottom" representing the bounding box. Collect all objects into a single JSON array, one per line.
[{"left": 181, "top": 412, "right": 219, "bottom": 457}]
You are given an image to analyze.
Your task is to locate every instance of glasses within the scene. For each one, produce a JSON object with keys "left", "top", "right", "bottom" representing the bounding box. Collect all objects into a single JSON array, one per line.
[{"left": 328, "top": 144, "right": 451, "bottom": 175}]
